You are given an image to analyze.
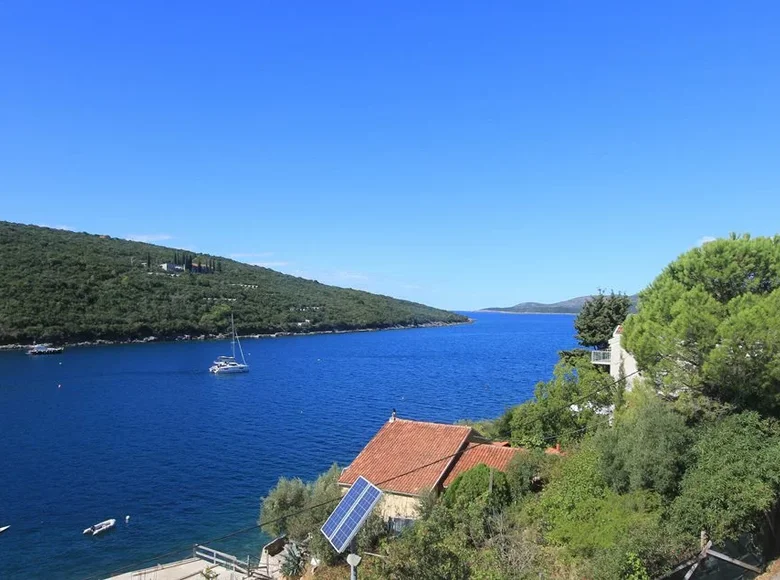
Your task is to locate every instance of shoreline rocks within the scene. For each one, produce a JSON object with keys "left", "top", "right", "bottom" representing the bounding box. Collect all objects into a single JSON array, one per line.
[{"left": 0, "top": 319, "right": 473, "bottom": 351}]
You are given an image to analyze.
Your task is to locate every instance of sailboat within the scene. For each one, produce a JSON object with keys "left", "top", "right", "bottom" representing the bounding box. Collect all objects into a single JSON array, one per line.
[{"left": 209, "top": 314, "right": 249, "bottom": 374}]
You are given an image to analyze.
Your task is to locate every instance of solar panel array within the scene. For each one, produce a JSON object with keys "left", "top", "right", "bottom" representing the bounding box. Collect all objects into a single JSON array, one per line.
[{"left": 321, "top": 476, "right": 383, "bottom": 553}]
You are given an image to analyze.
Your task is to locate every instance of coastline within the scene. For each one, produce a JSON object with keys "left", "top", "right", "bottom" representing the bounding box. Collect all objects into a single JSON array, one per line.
[
  {"left": 0, "top": 318, "right": 474, "bottom": 351},
  {"left": 477, "top": 309, "right": 577, "bottom": 315}
]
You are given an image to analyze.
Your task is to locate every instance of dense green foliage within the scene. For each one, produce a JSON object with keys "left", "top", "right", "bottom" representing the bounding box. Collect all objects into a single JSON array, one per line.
[
  {"left": 0, "top": 221, "right": 467, "bottom": 344},
  {"left": 623, "top": 234, "right": 780, "bottom": 413},
  {"left": 259, "top": 465, "right": 341, "bottom": 542},
  {"left": 504, "top": 450, "right": 555, "bottom": 501},
  {"left": 573, "top": 290, "right": 632, "bottom": 349},
  {"left": 443, "top": 464, "right": 511, "bottom": 510},
  {"left": 595, "top": 391, "right": 692, "bottom": 498},
  {"left": 671, "top": 412, "right": 780, "bottom": 541},
  {"left": 506, "top": 352, "right": 616, "bottom": 448}
]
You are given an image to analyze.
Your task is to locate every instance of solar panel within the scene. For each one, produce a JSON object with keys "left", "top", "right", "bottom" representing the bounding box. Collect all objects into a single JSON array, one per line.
[{"left": 321, "top": 476, "right": 383, "bottom": 553}]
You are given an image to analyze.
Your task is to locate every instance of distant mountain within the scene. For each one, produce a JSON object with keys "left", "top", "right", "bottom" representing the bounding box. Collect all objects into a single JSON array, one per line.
[
  {"left": 0, "top": 221, "right": 468, "bottom": 345},
  {"left": 483, "top": 294, "right": 638, "bottom": 314}
]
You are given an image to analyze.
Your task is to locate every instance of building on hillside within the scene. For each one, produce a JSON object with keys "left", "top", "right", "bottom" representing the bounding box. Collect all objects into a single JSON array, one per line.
[
  {"left": 591, "top": 324, "right": 640, "bottom": 388},
  {"left": 160, "top": 263, "right": 185, "bottom": 273},
  {"left": 338, "top": 414, "right": 559, "bottom": 530}
]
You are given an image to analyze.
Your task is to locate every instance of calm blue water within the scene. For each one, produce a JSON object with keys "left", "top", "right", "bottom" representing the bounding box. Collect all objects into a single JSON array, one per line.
[{"left": 0, "top": 312, "right": 575, "bottom": 579}]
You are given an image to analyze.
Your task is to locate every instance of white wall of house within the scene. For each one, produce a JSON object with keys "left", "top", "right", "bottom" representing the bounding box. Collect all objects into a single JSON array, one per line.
[{"left": 609, "top": 330, "right": 639, "bottom": 388}]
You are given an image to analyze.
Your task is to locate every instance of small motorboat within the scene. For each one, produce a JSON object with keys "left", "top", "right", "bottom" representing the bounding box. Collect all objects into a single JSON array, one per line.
[
  {"left": 27, "top": 344, "right": 64, "bottom": 355},
  {"left": 83, "top": 519, "right": 116, "bottom": 536},
  {"left": 0, "top": 525, "right": 9, "bottom": 534}
]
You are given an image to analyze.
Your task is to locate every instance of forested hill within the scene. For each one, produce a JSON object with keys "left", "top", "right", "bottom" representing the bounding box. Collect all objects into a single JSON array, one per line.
[
  {"left": 484, "top": 294, "right": 638, "bottom": 314},
  {"left": 0, "top": 222, "right": 467, "bottom": 345}
]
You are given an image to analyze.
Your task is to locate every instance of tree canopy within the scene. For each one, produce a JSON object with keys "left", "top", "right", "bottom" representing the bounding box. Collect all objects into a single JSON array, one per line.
[
  {"left": 0, "top": 221, "right": 467, "bottom": 344},
  {"left": 623, "top": 234, "right": 780, "bottom": 413},
  {"left": 574, "top": 291, "right": 632, "bottom": 349}
]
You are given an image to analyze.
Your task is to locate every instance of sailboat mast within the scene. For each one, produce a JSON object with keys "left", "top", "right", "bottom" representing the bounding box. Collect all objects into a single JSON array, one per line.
[
  {"left": 235, "top": 318, "right": 247, "bottom": 366},
  {"left": 231, "top": 313, "right": 236, "bottom": 359}
]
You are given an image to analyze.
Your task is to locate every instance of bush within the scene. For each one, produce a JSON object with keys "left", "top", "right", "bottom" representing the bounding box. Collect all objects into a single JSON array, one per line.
[
  {"left": 595, "top": 391, "right": 692, "bottom": 498},
  {"left": 505, "top": 450, "right": 555, "bottom": 501},
  {"left": 280, "top": 544, "right": 305, "bottom": 579},
  {"left": 444, "top": 464, "right": 511, "bottom": 510},
  {"left": 671, "top": 412, "right": 780, "bottom": 542},
  {"left": 259, "top": 464, "right": 343, "bottom": 563},
  {"left": 509, "top": 354, "right": 615, "bottom": 448}
]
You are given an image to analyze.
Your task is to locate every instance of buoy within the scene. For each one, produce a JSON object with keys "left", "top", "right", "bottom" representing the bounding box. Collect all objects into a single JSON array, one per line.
[
  {"left": 125, "top": 515, "right": 130, "bottom": 523},
  {"left": 58, "top": 384, "right": 61, "bottom": 389}
]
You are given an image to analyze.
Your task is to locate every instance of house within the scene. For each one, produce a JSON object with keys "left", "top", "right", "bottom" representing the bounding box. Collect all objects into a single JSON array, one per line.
[
  {"left": 591, "top": 324, "right": 641, "bottom": 388},
  {"left": 337, "top": 414, "right": 554, "bottom": 528},
  {"left": 160, "top": 263, "right": 185, "bottom": 273}
]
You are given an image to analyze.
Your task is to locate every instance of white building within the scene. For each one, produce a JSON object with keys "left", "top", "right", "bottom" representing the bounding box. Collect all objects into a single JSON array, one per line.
[{"left": 591, "top": 325, "right": 640, "bottom": 388}]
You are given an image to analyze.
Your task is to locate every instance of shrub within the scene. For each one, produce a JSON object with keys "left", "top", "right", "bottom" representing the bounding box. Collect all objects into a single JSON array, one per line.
[
  {"left": 444, "top": 464, "right": 511, "bottom": 510},
  {"left": 596, "top": 392, "right": 692, "bottom": 498}
]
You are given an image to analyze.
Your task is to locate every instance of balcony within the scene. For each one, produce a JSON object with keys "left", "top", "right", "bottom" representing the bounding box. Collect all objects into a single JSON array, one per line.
[{"left": 591, "top": 349, "right": 611, "bottom": 365}]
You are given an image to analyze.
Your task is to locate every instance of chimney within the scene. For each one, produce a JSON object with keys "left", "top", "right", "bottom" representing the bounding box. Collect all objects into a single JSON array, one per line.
[{"left": 389, "top": 409, "right": 397, "bottom": 422}]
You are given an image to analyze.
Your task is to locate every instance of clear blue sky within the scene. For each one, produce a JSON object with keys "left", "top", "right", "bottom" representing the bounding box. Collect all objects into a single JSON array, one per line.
[{"left": 2, "top": 1, "right": 778, "bottom": 310}]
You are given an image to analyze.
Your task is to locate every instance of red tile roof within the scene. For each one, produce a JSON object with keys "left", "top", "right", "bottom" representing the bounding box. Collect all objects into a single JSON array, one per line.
[
  {"left": 338, "top": 419, "right": 472, "bottom": 496},
  {"left": 442, "top": 442, "right": 523, "bottom": 487}
]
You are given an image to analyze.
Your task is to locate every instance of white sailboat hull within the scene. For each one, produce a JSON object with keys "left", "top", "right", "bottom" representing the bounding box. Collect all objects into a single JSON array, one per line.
[
  {"left": 210, "top": 363, "right": 249, "bottom": 374},
  {"left": 0, "top": 525, "right": 9, "bottom": 534}
]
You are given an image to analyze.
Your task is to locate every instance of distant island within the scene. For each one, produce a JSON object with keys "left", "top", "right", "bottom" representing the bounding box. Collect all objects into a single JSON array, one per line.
[
  {"left": 0, "top": 221, "right": 468, "bottom": 346},
  {"left": 483, "top": 293, "right": 638, "bottom": 314}
]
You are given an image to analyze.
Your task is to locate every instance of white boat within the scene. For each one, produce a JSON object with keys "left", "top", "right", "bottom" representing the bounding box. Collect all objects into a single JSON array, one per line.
[
  {"left": 210, "top": 314, "right": 249, "bottom": 374},
  {"left": 0, "top": 525, "right": 9, "bottom": 534},
  {"left": 83, "top": 519, "right": 116, "bottom": 536},
  {"left": 27, "top": 344, "right": 64, "bottom": 355}
]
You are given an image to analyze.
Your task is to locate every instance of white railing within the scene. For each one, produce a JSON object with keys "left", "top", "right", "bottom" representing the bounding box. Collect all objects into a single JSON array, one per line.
[
  {"left": 194, "top": 545, "right": 250, "bottom": 575},
  {"left": 591, "top": 349, "right": 611, "bottom": 364}
]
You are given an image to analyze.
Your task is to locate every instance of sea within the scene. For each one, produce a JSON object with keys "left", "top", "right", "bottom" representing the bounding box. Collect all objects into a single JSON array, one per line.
[{"left": 0, "top": 311, "right": 577, "bottom": 579}]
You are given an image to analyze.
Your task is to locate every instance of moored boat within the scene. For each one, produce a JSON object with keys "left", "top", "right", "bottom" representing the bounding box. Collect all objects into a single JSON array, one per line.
[
  {"left": 27, "top": 344, "right": 64, "bottom": 355},
  {"left": 209, "top": 314, "right": 249, "bottom": 374},
  {"left": 211, "top": 360, "right": 249, "bottom": 374},
  {"left": 83, "top": 519, "right": 116, "bottom": 536}
]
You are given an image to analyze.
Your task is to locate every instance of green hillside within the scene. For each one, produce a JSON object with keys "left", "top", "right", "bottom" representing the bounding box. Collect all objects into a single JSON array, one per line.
[{"left": 0, "top": 222, "right": 467, "bottom": 345}]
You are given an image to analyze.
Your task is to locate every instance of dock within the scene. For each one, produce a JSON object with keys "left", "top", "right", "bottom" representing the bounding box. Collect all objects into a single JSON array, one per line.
[{"left": 108, "top": 545, "right": 282, "bottom": 580}]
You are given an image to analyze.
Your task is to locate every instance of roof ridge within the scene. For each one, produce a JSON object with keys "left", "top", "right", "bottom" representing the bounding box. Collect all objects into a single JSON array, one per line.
[{"left": 393, "top": 418, "right": 471, "bottom": 429}]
